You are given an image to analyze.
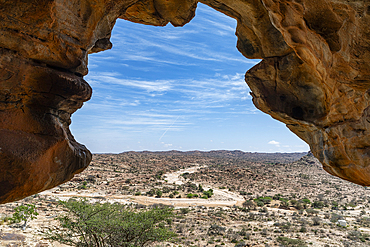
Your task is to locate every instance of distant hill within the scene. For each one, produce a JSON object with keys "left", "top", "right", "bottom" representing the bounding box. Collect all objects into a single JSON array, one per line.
[{"left": 120, "top": 150, "right": 308, "bottom": 164}]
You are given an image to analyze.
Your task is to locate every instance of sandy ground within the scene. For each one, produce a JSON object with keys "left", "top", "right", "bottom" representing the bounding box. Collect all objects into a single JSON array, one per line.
[
  {"left": 0, "top": 165, "right": 247, "bottom": 246},
  {"left": 39, "top": 165, "right": 246, "bottom": 208}
]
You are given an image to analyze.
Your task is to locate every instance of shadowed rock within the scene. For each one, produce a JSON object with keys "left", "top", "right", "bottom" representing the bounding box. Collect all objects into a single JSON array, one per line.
[{"left": 1, "top": 0, "right": 370, "bottom": 203}]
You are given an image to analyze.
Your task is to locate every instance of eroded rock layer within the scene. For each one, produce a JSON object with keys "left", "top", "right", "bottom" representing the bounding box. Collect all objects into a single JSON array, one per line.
[{"left": 0, "top": 0, "right": 370, "bottom": 203}]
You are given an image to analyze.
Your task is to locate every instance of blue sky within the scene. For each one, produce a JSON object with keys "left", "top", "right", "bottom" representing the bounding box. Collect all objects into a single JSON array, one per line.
[{"left": 70, "top": 3, "right": 309, "bottom": 153}]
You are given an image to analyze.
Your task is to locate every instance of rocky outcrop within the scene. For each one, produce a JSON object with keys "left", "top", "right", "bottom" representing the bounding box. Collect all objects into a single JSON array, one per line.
[{"left": 0, "top": 0, "right": 370, "bottom": 203}]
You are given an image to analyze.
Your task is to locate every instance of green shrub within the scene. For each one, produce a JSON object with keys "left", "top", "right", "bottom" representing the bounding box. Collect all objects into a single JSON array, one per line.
[
  {"left": 180, "top": 208, "right": 190, "bottom": 214},
  {"left": 254, "top": 197, "right": 272, "bottom": 204},
  {"left": 332, "top": 201, "right": 339, "bottom": 209},
  {"left": 198, "top": 184, "right": 204, "bottom": 192},
  {"left": 156, "top": 190, "right": 163, "bottom": 198},
  {"left": 260, "top": 207, "right": 268, "bottom": 213},
  {"left": 294, "top": 203, "right": 304, "bottom": 210},
  {"left": 299, "top": 226, "right": 307, "bottom": 233},
  {"left": 146, "top": 189, "right": 155, "bottom": 196},
  {"left": 10, "top": 204, "right": 38, "bottom": 230},
  {"left": 290, "top": 199, "right": 297, "bottom": 205},
  {"left": 242, "top": 200, "right": 256, "bottom": 210},
  {"left": 46, "top": 199, "right": 176, "bottom": 247},
  {"left": 154, "top": 171, "right": 164, "bottom": 180},
  {"left": 203, "top": 189, "right": 214, "bottom": 198},
  {"left": 330, "top": 213, "right": 343, "bottom": 222},
  {"left": 79, "top": 181, "right": 88, "bottom": 189},
  {"left": 306, "top": 208, "right": 318, "bottom": 215},
  {"left": 162, "top": 187, "right": 170, "bottom": 193},
  {"left": 301, "top": 198, "right": 311, "bottom": 204},
  {"left": 347, "top": 231, "right": 366, "bottom": 242},
  {"left": 187, "top": 193, "right": 194, "bottom": 198},
  {"left": 312, "top": 217, "right": 321, "bottom": 226},
  {"left": 312, "top": 201, "right": 324, "bottom": 209},
  {"left": 273, "top": 194, "right": 283, "bottom": 200},
  {"left": 208, "top": 224, "right": 226, "bottom": 236},
  {"left": 276, "top": 236, "right": 307, "bottom": 247},
  {"left": 279, "top": 197, "right": 289, "bottom": 203}
]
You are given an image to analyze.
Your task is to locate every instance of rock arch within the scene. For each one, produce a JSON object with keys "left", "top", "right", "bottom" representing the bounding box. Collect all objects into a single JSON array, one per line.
[{"left": 1, "top": 0, "right": 370, "bottom": 203}]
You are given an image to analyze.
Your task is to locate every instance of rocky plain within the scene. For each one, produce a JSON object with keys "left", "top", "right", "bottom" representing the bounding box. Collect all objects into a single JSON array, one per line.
[{"left": 1, "top": 151, "right": 370, "bottom": 246}]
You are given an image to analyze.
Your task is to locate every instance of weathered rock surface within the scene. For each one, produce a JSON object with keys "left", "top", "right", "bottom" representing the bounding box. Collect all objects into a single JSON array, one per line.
[{"left": 0, "top": 0, "right": 370, "bottom": 203}]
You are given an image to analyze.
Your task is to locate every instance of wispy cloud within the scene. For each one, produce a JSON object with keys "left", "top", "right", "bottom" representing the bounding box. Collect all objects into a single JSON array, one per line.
[
  {"left": 87, "top": 72, "right": 173, "bottom": 92},
  {"left": 94, "top": 3, "right": 258, "bottom": 70},
  {"left": 86, "top": 71, "right": 252, "bottom": 110},
  {"left": 111, "top": 32, "right": 252, "bottom": 64},
  {"left": 79, "top": 70, "right": 256, "bottom": 143}
]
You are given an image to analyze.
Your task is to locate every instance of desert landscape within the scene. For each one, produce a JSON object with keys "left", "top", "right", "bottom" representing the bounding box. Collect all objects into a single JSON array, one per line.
[{"left": 1, "top": 151, "right": 370, "bottom": 246}]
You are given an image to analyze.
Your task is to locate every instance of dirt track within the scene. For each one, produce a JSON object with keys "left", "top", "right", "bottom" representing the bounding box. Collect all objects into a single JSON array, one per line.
[{"left": 40, "top": 165, "right": 246, "bottom": 208}]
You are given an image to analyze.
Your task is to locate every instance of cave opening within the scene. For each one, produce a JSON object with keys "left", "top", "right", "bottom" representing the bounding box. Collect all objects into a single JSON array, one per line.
[
  {"left": 2, "top": 0, "right": 370, "bottom": 203},
  {"left": 70, "top": 3, "right": 309, "bottom": 154}
]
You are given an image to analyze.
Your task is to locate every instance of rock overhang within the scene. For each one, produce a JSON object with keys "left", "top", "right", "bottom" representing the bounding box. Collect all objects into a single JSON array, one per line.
[{"left": 1, "top": 0, "right": 370, "bottom": 203}]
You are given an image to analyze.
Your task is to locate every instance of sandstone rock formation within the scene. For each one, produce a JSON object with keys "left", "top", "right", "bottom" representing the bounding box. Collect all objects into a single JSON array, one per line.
[{"left": 1, "top": 0, "right": 370, "bottom": 203}]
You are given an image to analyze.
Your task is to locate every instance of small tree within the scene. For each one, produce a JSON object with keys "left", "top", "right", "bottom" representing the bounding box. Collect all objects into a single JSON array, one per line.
[
  {"left": 242, "top": 200, "right": 256, "bottom": 210},
  {"left": 11, "top": 204, "right": 38, "bottom": 230},
  {"left": 180, "top": 208, "right": 190, "bottom": 214},
  {"left": 312, "top": 201, "right": 324, "bottom": 209},
  {"left": 332, "top": 201, "right": 339, "bottom": 210},
  {"left": 156, "top": 190, "right": 163, "bottom": 198},
  {"left": 203, "top": 189, "right": 213, "bottom": 198},
  {"left": 46, "top": 199, "right": 176, "bottom": 247},
  {"left": 146, "top": 189, "right": 155, "bottom": 196},
  {"left": 199, "top": 184, "right": 205, "bottom": 192},
  {"left": 300, "top": 198, "right": 311, "bottom": 207},
  {"left": 312, "top": 217, "right": 321, "bottom": 226}
]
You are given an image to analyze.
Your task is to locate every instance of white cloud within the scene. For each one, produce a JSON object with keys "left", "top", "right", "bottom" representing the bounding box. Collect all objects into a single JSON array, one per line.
[
  {"left": 268, "top": 140, "right": 280, "bottom": 145},
  {"left": 87, "top": 72, "right": 173, "bottom": 92},
  {"left": 87, "top": 70, "right": 252, "bottom": 110},
  {"left": 103, "top": 10, "right": 259, "bottom": 67}
]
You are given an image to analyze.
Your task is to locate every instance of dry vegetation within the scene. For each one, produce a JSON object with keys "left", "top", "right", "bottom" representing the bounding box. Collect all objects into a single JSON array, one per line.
[{"left": 1, "top": 151, "right": 370, "bottom": 246}]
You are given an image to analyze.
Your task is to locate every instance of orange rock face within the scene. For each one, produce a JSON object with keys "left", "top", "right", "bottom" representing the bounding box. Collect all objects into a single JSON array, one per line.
[{"left": 1, "top": 0, "right": 370, "bottom": 203}]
